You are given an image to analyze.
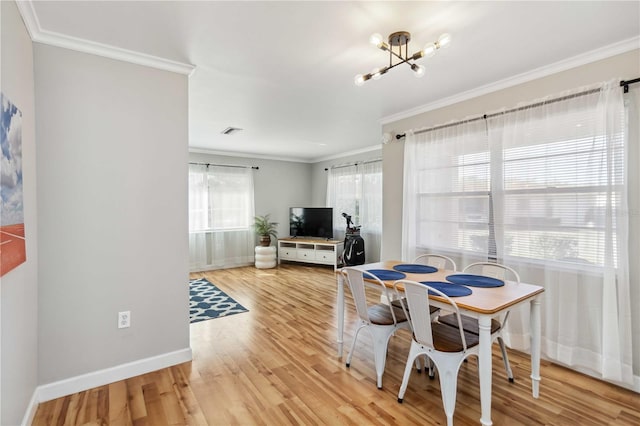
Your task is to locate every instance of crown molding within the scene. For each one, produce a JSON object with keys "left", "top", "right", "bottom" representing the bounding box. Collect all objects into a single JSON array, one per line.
[
  {"left": 381, "top": 36, "right": 640, "bottom": 125},
  {"left": 189, "top": 143, "right": 382, "bottom": 164},
  {"left": 312, "top": 144, "right": 382, "bottom": 163},
  {"left": 189, "top": 147, "right": 315, "bottom": 164},
  {"left": 16, "top": 0, "right": 195, "bottom": 76}
]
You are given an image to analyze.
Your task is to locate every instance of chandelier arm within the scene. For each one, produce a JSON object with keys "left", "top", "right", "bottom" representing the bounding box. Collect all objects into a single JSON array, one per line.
[
  {"left": 388, "top": 49, "right": 406, "bottom": 63},
  {"left": 388, "top": 48, "right": 424, "bottom": 65},
  {"left": 385, "top": 59, "right": 415, "bottom": 72},
  {"left": 403, "top": 60, "right": 416, "bottom": 70}
]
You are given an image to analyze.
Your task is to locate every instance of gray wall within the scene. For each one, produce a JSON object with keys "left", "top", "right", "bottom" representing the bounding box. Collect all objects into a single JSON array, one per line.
[
  {"left": 1, "top": 2, "right": 39, "bottom": 424},
  {"left": 35, "top": 44, "right": 190, "bottom": 384},
  {"left": 189, "top": 152, "right": 313, "bottom": 240},
  {"left": 381, "top": 49, "right": 640, "bottom": 377},
  {"left": 188, "top": 148, "right": 384, "bottom": 244}
]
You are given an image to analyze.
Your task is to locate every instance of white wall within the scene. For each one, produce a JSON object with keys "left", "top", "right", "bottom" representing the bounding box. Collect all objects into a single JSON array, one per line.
[
  {"left": 0, "top": 1, "right": 39, "bottom": 424},
  {"left": 189, "top": 152, "right": 313, "bottom": 241},
  {"left": 34, "top": 44, "right": 190, "bottom": 385}
]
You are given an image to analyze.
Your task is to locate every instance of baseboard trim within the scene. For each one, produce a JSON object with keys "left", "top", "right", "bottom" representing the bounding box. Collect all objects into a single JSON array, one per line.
[
  {"left": 20, "top": 388, "right": 40, "bottom": 426},
  {"left": 22, "top": 347, "right": 192, "bottom": 424}
]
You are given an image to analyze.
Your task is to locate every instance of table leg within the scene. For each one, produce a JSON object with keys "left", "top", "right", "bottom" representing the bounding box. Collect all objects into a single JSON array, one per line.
[
  {"left": 337, "top": 272, "right": 344, "bottom": 358},
  {"left": 478, "top": 315, "right": 493, "bottom": 426},
  {"left": 530, "top": 296, "right": 542, "bottom": 398}
]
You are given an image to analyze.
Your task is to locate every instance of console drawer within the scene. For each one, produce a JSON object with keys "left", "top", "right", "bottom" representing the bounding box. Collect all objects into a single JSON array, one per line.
[
  {"left": 296, "top": 249, "right": 315, "bottom": 261},
  {"left": 279, "top": 249, "right": 297, "bottom": 260},
  {"left": 316, "top": 250, "right": 336, "bottom": 262}
]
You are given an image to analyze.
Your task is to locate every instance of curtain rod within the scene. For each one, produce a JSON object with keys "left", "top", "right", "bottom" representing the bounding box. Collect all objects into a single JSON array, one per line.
[
  {"left": 324, "top": 158, "right": 382, "bottom": 171},
  {"left": 620, "top": 77, "right": 640, "bottom": 93},
  {"left": 189, "top": 162, "right": 259, "bottom": 170},
  {"left": 395, "top": 77, "right": 640, "bottom": 140}
]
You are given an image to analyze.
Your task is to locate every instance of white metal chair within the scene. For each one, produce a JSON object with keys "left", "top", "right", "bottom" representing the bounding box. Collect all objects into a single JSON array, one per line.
[
  {"left": 408, "top": 253, "right": 458, "bottom": 376},
  {"left": 438, "top": 261, "right": 520, "bottom": 382},
  {"left": 394, "top": 280, "right": 480, "bottom": 426},
  {"left": 413, "top": 253, "right": 457, "bottom": 271},
  {"left": 342, "top": 267, "right": 413, "bottom": 389}
]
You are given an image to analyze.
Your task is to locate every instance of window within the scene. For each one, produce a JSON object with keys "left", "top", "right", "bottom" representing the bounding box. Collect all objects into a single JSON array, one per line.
[
  {"left": 500, "top": 132, "right": 623, "bottom": 266},
  {"left": 403, "top": 81, "right": 633, "bottom": 385},
  {"left": 189, "top": 165, "right": 254, "bottom": 232},
  {"left": 403, "top": 119, "right": 492, "bottom": 261},
  {"left": 327, "top": 160, "right": 383, "bottom": 262},
  {"left": 188, "top": 164, "right": 255, "bottom": 271},
  {"left": 406, "top": 89, "right": 625, "bottom": 268}
]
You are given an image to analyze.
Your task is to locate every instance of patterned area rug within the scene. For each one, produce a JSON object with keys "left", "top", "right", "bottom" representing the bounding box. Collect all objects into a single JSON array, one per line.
[{"left": 189, "top": 278, "right": 249, "bottom": 323}]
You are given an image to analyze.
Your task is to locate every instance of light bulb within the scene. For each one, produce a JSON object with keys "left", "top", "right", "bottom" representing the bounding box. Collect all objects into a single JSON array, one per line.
[
  {"left": 412, "top": 64, "right": 426, "bottom": 78},
  {"left": 369, "top": 33, "right": 383, "bottom": 46},
  {"left": 372, "top": 68, "right": 382, "bottom": 80},
  {"left": 354, "top": 74, "right": 365, "bottom": 86},
  {"left": 423, "top": 42, "right": 437, "bottom": 57},
  {"left": 437, "top": 33, "right": 451, "bottom": 48}
]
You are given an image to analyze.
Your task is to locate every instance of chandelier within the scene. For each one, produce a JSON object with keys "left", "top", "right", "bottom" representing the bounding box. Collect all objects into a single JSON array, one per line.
[{"left": 354, "top": 31, "right": 451, "bottom": 85}]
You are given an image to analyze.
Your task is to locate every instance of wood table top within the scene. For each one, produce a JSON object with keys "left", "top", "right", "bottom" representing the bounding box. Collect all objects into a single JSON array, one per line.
[{"left": 339, "top": 260, "right": 545, "bottom": 315}]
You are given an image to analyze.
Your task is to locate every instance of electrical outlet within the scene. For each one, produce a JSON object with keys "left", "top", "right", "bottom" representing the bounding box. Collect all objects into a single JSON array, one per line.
[{"left": 118, "top": 311, "right": 131, "bottom": 328}]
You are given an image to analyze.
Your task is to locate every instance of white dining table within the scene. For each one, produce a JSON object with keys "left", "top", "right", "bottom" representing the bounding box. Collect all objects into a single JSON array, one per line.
[{"left": 336, "top": 260, "right": 545, "bottom": 426}]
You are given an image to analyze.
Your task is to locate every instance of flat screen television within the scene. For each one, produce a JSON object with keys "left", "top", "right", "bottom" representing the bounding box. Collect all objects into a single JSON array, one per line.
[{"left": 289, "top": 207, "right": 333, "bottom": 239}]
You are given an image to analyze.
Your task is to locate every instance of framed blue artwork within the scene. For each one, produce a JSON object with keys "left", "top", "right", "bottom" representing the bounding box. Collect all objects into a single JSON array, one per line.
[{"left": 1, "top": 93, "right": 26, "bottom": 276}]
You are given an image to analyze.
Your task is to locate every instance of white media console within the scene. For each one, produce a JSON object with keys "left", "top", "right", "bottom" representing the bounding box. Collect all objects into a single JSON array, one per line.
[{"left": 277, "top": 238, "right": 344, "bottom": 270}]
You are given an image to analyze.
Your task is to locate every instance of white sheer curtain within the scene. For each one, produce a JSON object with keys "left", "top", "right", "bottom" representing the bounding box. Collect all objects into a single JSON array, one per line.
[
  {"left": 403, "top": 119, "right": 491, "bottom": 268},
  {"left": 403, "top": 81, "right": 633, "bottom": 385},
  {"left": 327, "top": 161, "right": 383, "bottom": 262},
  {"left": 359, "top": 161, "right": 383, "bottom": 263},
  {"left": 327, "top": 165, "right": 358, "bottom": 239},
  {"left": 491, "top": 82, "right": 632, "bottom": 384},
  {"left": 188, "top": 164, "right": 255, "bottom": 271}
]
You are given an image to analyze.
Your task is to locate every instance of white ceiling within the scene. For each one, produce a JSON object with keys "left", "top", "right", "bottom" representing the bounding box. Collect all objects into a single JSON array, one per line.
[{"left": 26, "top": 1, "right": 640, "bottom": 162}]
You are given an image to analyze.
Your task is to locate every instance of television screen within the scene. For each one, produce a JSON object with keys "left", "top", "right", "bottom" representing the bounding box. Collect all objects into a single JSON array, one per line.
[{"left": 289, "top": 207, "right": 333, "bottom": 239}]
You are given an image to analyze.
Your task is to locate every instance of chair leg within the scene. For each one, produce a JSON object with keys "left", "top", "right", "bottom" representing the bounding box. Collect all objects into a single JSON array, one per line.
[
  {"left": 435, "top": 354, "right": 464, "bottom": 426},
  {"left": 497, "top": 336, "right": 514, "bottom": 382},
  {"left": 370, "top": 325, "right": 396, "bottom": 389},
  {"left": 397, "top": 344, "right": 422, "bottom": 403},
  {"left": 419, "top": 355, "right": 434, "bottom": 377},
  {"left": 427, "top": 356, "right": 435, "bottom": 379},
  {"left": 414, "top": 355, "right": 422, "bottom": 373},
  {"left": 346, "top": 322, "right": 366, "bottom": 368}
]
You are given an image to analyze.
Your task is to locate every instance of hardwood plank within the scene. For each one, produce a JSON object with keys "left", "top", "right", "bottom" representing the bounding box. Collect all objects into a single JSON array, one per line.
[
  {"left": 126, "top": 374, "right": 148, "bottom": 424},
  {"left": 32, "top": 264, "right": 640, "bottom": 425},
  {"left": 107, "top": 380, "right": 132, "bottom": 426}
]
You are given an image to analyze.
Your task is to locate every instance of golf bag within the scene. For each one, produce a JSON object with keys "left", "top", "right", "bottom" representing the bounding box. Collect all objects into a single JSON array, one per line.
[{"left": 341, "top": 213, "right": 365, "bottom": 266}]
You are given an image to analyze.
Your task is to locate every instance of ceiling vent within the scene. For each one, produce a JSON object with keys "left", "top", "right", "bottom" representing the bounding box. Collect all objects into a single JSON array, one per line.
[{"left": 221, "top": 126, "right": 243, "bottom": 135}]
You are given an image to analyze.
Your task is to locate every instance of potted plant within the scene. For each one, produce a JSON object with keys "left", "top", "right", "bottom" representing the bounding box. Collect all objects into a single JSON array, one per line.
[{"left": 254, "top": 214, "right": 278, "bottom": 247}]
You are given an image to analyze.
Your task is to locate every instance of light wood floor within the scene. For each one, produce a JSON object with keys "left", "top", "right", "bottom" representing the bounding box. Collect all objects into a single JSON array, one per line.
[{"left": 33, "top": 264, "right": 640, "bottom": 425}]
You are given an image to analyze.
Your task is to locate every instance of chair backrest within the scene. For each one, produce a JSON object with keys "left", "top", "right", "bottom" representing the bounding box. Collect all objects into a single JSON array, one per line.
[
  {"left": 413, "top": 254, "right": 457, "bottom": 271},
  {"left": 463, "top": 261, "right": 520, "bottom": 283},
  {"left": 393, "top": 280, "right": 469, "bottom": 351},
  {"left": 343, "top": 268, "right": 399, "bottom": 324}
]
